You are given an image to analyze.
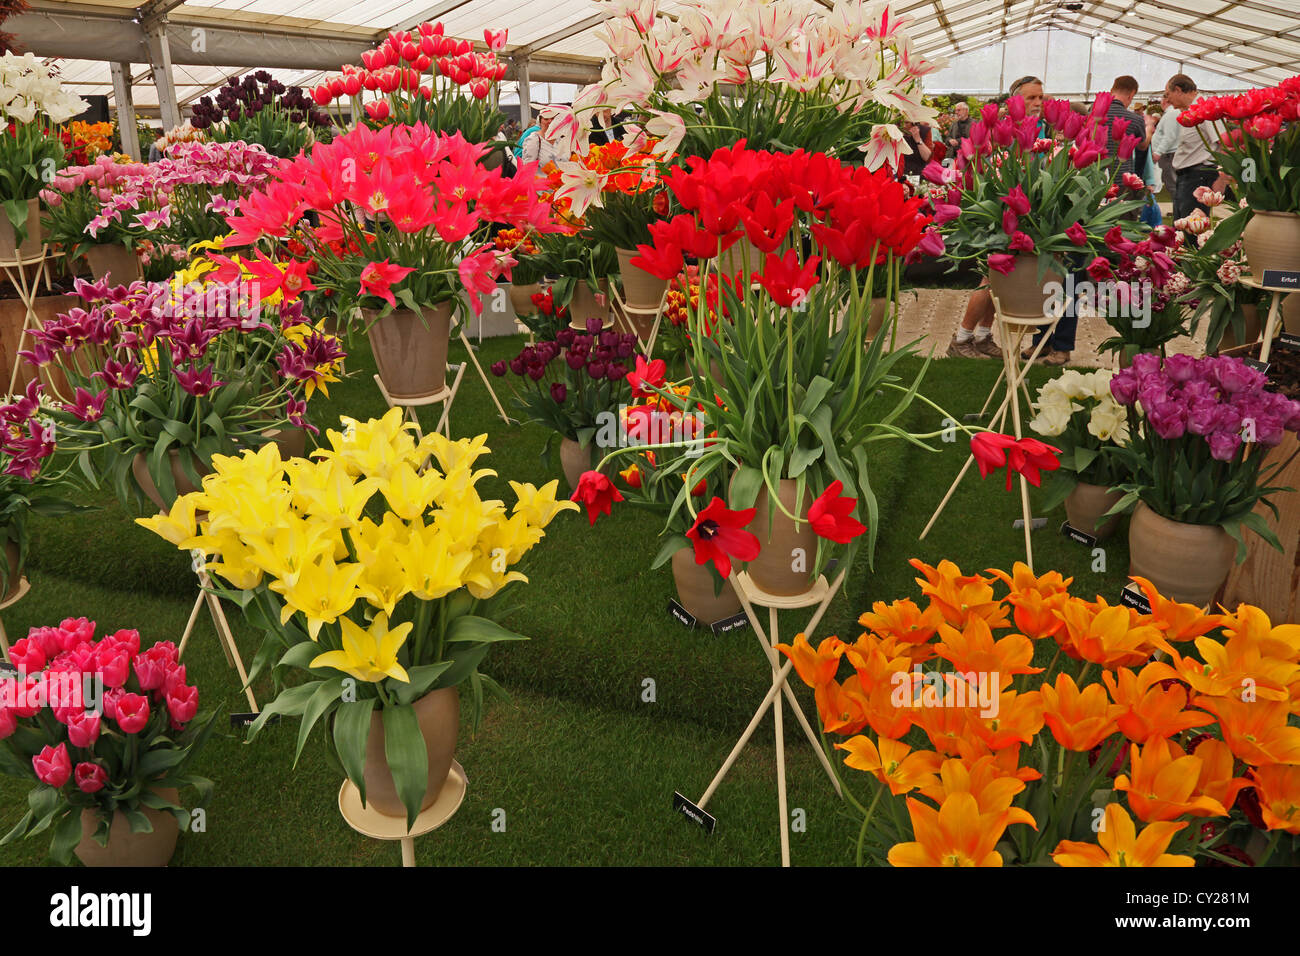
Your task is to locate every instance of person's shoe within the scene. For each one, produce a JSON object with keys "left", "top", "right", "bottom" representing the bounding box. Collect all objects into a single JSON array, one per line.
[
  {"left": 973, "top": 336, "right": 1002, "bottom": 358},
  {"left": 947, "top": 335, "right": 982, "bottom": 359},
  {"left": 1020, "top": 346, "right": 1037, "bottom": 361},
  {"left": 1038, "top": 349, "right": 1072, "bottom": 366}
]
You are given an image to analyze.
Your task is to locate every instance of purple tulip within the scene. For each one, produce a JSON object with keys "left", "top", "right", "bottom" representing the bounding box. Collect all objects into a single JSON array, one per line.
[
  {"left": 1147, "top": 399, "right": 1187, "bottom": 440},
  {"left": 550, "top": 383, "right": 567, "bottom": 403},
  {"left": 565, "top": 351, "right": 586, "bottom": 370},
  {"left": 526, "top": 365, "right": 545, "bottom": 381},
  {"left": 509, "top": 357, "right": 526, "bottom": 375},
  {"left": 1164, "top": 354, "right": 1197, "bottom": 384},
  {"left": 1213, "top": 357, "right": 1265, "bottom": 395},
  {"left": 1110, "top": 370, "right": 1139, "bottom": 405},
  {"left": 556, "top": 328, "right": 575, "bottom": 346},
  {"left": 585, "top": 317, "right": 603, "bottom": 335},
  {"left": 588, "top": 362, "right": 607, "bottom": 379},
  {"left": 607, "top": 363, "right": 627, "bottom": 382},
  {"left": 1208, "top": 429, "right": 1242, "bottom": 461}
]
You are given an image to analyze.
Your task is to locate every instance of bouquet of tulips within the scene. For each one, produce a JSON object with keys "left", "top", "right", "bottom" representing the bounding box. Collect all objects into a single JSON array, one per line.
[
  {"left": 552, "top": 137, "right": 670, "bottom": 252},
  {"left": 191, "top": 71, "right": 332, "bottom": 159},
  {"left": 137, "top": 409, "right": 576, "bottom": 826},
  {"left": 617, "top": 142, "right": 948, "bottom": 576},
  {"left": 489, "top": 320, "right": 638, "bottom": 454},
  {"left": 0, "top": 51, "right": 87, "bottom": 247},
  {"left": 1084, "top": 223, "right": 1191, "bottom": 357},
  {"left": 0, "top": 619, "right": 216, "bottom": 865},
  {"left": 309, "top": 22, "right": 508, "bottom": 146},
  {"left": 0, "top": 381, "right": 85, "bottom": 595},
  {"left": 547, "top": 0, "right": 942, "bottom": 163},
  {"left": 936, "top": 92, "right": 1143, "bottom": 283},
  {"left": 1107, "top": 354, "right": 1300, "bottom": 555},
  {"left": 781, "top": 559, "right": 1300, "bottom": 867},
  {"left": 7, "top": 273, "right": 344, "bottom": 511},
  {"left": 222, "top": 124, "right": 557, "bottom": 326},
  {"left": 1028, "top": 369, "right": 1130, "bottom": 508},
  {"left": 1179, "top": 75, "right": 1300, "bottom": 213}
]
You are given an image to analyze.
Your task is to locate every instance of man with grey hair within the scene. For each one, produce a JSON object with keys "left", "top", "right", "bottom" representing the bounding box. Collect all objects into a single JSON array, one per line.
[{"left": 944, "top": 101, "right": 971, "bottom": 156}]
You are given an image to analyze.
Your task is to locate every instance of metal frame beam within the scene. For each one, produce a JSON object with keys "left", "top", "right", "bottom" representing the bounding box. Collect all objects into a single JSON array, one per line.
[
  {"left": 385, "top": 0, "right": 477, "bottom": 36},
  {"left": 145, "top": 27, "right": 180, "bottom": 130},
  {"left": 512, "top": 13, "right": 610, "bottom": 58},
  {"left": 515, "top": 56, "right": 531, "bottom": 127},
  {"left": 109, "top": 61, "right": 141, "bottom": 161}
]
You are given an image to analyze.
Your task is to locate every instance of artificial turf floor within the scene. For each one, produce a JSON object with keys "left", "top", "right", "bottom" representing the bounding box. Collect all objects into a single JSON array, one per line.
[{"left": 0, "top": 326, "right": 1136, "bottom": 866}]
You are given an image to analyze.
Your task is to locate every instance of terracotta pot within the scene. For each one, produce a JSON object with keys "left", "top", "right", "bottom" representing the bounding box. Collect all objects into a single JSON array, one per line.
[
  {"left": 1216, "top": 304, "right": 1262, "bottom": 353},
  {"left": 361, "top": 688, "right": 459, "bottom": 820},
  {"left": 131, "top": 450, "right": 208, "bottom": 512},
  {"left": 1128, "top": 501, "right": 1235, "bottom": 608},
  {"left": 0, "top": 198, "right": 42, "bottom": 263},
  {"left": 1242, "top": 210, "right": 1300, "bottom": 278},
  {"left": 75, "top": 787, "right": 181, "bottom": 867},
  {"left": 1219, "top": 432, "right": 1300, "bottom": 623},
  {"left": 84, "top": 244, "right": 142, "bottom": 286},
  {"left": 567, "top": 279, "right": 612, "bottom": 330},
  {"left": 365, "top": 303, "right": 453, "bottom": 402},
  {"left": 1283, "top": 293, "right": 1300, "bottom": 335},
  {"left": 743, "top": 480, "right": 819, "bottom": 596},
  {"left": 866, "top": 298, "right": 889, "bottom": 341},
  {"left": 508, "top": 283, "right": 542, "bottom": 316},
  {"left": 713, "top": 237, "right": 763, "bottom": 278},
  {"left": 262, "top": 426, "right": 307, "bottom": 460},
  {"left": 1, "top": 539, "right": 20, "bottom": 603},
  {"left": 671, "top": 548, "right": 742, "bottom": 623},
  {"left": 1064, "top": 482, "right": 1124, "bottom": 541},
  {"left": 617, "top": 247, "right": 669, "bottom": 310},
  {"left": 1118, "top": 345, "right": 1161, "bottom": 370},
  {"left": 560, "top": 436, "right": 592, "bottom": 492},
  {"left": 988, "top": 254, "right": 1064, "bottom": 320}
]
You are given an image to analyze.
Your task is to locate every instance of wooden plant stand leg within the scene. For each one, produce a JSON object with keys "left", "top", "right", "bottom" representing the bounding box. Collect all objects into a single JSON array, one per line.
[
  {"left": 3, "top": 251, "right": 47, "bottom": 397},
  {"left": 610, "top": 286, "right": 667, "bottom": 358},
  {"left": 457, "top": 330, "right": 512, "bottom": 425},
  {"left": 433, "top": 362, "right": 468, "bottom": 438},
  {"left": 178, "top": 555, "right": 258, "bottom": 712},
  {"left": 0, "top": 577, "right": 31, "bottom": 662},
  {"left": 686, "top": 570, "right": 847, "bottom": 867},
  {"left": 373, "top": 375, "right": 457, "bottom": 443},
  {"left": 1259, "top": 289, "right": 1284, "bottom": 365}
]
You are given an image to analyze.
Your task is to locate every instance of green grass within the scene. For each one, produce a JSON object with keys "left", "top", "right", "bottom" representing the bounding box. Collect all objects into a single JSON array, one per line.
[{"left": 0, "top": 329, "right": 1134, "bottom": 866}]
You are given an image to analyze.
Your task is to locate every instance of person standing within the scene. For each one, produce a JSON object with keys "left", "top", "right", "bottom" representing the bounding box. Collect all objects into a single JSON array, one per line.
[
  {"left": 901, "top": 121, "right": 933, "bottom": 178},
  {"left": 1104, "top": 76, "right": 1147, "bottom": 179},
  {"left": 1151, "top": 95, "right": 1180, "bottom": 199},
  {"left": 520, "top": 111, "right": 563, "bottom": 170},
  {"left": 1160, "top": 73, "right": 1229, "bottom": 244},
  {"left": 945, "top": 101, "right": 971, "bottom": 155}
]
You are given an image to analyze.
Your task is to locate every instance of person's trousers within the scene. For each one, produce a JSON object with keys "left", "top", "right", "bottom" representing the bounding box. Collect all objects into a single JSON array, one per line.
[
  {"left": 1174, "top": 164, "right": 1219, "bottom": 247},
  {"left": 1029, "top": 264, "right": 1087, "bottom": 353}
]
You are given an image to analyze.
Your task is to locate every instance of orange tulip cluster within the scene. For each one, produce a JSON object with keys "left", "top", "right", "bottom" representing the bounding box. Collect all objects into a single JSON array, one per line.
[{"left": 779, "top": 559, "right": 1300, "bottom": 867}]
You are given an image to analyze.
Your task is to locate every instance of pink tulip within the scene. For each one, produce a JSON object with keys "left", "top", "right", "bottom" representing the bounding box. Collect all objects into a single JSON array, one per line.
[
  {"left": 989, "top": 253, "right": 1018, "bottom": 275},
  {"left": 33, "top": 743, "right": 71, "bottom": 788},
  {"left": 74, "top": 762, "right": 108, "bottom": 794},
  {"left": 1001, "top": 186, "right": 1031, "bottom": 216},
  {"left": 65, "top": 710, "right": 101, "bottom": 749},
  {"left": 114, "top": 693, "right": 150, "bottom": 734}
]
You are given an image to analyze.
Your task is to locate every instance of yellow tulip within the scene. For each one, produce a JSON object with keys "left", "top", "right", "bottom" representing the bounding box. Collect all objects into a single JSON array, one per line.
[
  {"left": 271, "top": 557, "right": 367, "bottom": 639},
  {"left": 134, "top": 494, "right": 200, "bottom": 546},
  {"left": 509, "top": 479, "right": 579, "bottom": 527},
  {"left": 379, "top": 461, "right": 444, "bottom": 521},
  {"left": 310, "top": 612, "right": 412, "bottom": 684},
  {"left": 395, "top": 526, "right": 470, "bottom": 601}
]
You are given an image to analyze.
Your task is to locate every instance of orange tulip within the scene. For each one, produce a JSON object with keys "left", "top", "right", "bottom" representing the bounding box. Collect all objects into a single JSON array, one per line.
[
  {"left": 934, "top": 615, "right": 1040, "bottom": 679},
  {"left": 990, "top": 563, "right": 1073, "bottom": 641},
  {"left": 912, "top": 699, "right": 977, "bottom": 756},
  {"left": 1248, "top": 764, "right": 1300, "bottom": 834},
  {"left": 917, "top": 756, "right": 1038, "bottom": 830},
  {"left": 1113, "top": 737, "right": 1229, "bottom": 822},
  {"left": 1052, "top": 804, "right": 1193, "bottom": 867},
  {"left": 1174, "top": 633, "right": 1298, "bottom": 702},
  {"left": 887, "top": 792, "right": 1006, "bottom": 867},
  {"left": 1197, "top": 696, "right": 1300, "bottom": 766},
  {"left": 815, "top": 675, "right": 870, "bottom": 736},
  {"left": 1041, "top": 673, "right": 1122, "bottom": 751},
  {"left": 1055, "top": 598, "right": 1164, "bottom": 669},
  {"left": 776, "top": 632, "right": 844, "bottom": 689},
  {"left": 954, "top": 738, "right": 1043, "bottom": 783},
  {"left": 864, "top": 673, "right": 916, "bottom": 740},
  {"left": 836, "top": 736, "right": 941, "bottom": 795},
  {"left": 969, "top": 690, "right": 1045, "bottom": 750},
  {"left": 1132, "top": 576, "right": 1225, "bottom": 643},
  {"left": 910, "top": 559, "right": 1010, "bottom": 630},
  {"left": 1102, "top": 664, "right": 1213, "bottom": 742},
  {"left": 1190, "top": 738, "right": 1250, "bottom": 813},
  {"left": 858, "top": 598, "right": 944, "bottom": 646},
  {"left": 1214, "top": 603, "right": 1300, "bottom": 663}
]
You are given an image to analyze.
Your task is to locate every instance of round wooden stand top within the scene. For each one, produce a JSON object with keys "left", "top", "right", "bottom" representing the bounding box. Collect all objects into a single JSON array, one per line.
[
  {"left": 337, "top": 759, "right": 468, "bottom": 841},
  {"left": 734, "top": 572, "right": 831, "bottom": 610},
  {"left": 0, "top": 576, "right": 30, "bottom": 611}
]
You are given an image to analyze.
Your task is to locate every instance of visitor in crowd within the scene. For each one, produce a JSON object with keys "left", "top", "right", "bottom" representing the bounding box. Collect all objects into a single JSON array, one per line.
[
  {"left": 944, "top": 101, "right": 971, "bottom": 153},
  {"left": 513, "top": 113, "right": 541, "bottom": 160},
  {"left": 1154, "top": 73, "right": 1228, "bottom": 247},
  {"left": 1151, "top": 93, "right": 1179, "bottom": 198},
  {"left": 901, "top": 121, "right": 933, "bottom": 178},
  {"left": 520, "top": 110, "right": 563, "bottom": 170},
  {"left": 1104, "top": 75, "right": 1148, "bottom": 179},
  {"left": 948, "top": 76, "right": 1046, "bottom": 361}
]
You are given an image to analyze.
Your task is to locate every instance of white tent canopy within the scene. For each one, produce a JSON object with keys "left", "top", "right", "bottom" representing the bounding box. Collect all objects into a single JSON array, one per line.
[{"left": 12, "top": 0, "right": 1299, "bottom": 123}]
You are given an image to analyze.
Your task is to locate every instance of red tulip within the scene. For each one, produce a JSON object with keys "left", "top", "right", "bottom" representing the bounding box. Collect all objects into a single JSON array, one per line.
[
  {"left": 1065, "top": 222, "right": 1087, "bottom": 246},
  {"left": 75, "top": 762, "right": 107, "bottom": 794},
  {"left": 1007, "top": 437, "right": 1062, "bottom": 488},
  {"left": 756, "top": 249, "right": 820, "bottom": 308},
  {"left": 571, "top": 470, "right": 624, "bottom": 526},
  {"left": 627, "top": 355, "right": 666, "bottom": 398},
  {"left": 971, "top": 432, "right": 1016, "bottom": 481},
  {"left": 1001, "top": 186, "right": 1031, "bottom": 216},
  {"left": 686, "top": 497, "right": 760, "bottom": 578},
  {"left": 808, "top": 481, "right": 867, "bottom": 544},
  {"left": 988, "top": 253, "right": 1017, "bottom": 275}
]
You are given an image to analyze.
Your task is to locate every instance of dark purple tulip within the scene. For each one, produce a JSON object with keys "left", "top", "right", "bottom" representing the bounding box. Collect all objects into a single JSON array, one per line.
[
  {"left": 550, "top": 383, "right": 567, "bottom": 404},
  {"left": 588, "top": 362, "right": 607, "bottom": 379},
  {"left": 566, "top": 351, "right": 586, "bottom": 370},
  {"left": 556, "top": 328, "right": 575, "bottom": 346},
  {"left": 585, "top": 317, "right": 603, "bottom": 335},
  {"left": 607, "top": 363, "right": 627, "bottom": 381},
  {"left": 490, "top": 360, "right": 507, "bottom": 377},
  {"left": 526, "top": 365, "right": 546, "bottom": 381},
  {"left": 509, "top": 357, "right": 525, "bottom": 375},
  {"left": 616, "top": 340, "right": 635, "bottom": 358}
]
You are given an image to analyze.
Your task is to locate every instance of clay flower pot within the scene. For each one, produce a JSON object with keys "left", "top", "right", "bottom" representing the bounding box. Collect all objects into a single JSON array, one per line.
[
  {"left": 616, "top": 247, "right": 669, "bottom": 310},
  {"left": 361, "top": 688, "right": 459, "bottom": 820},
  {"left": 671, "top": 548, "right": 742, "bottom": 623},
  {"left": 567, "top": 280, "right": 612, "bottom": 330},
  {"left": 1128, "top": 501, "right": 1235, "bottom": 608},
  {"left": 989, "top": 254, "right": 1064, "bottom": 320},
  {"left": 560, "top": 437, "right": 592, "bottom": 493},
  {"left": 743, "top": 479, "right": 819, "bottom": 597},
  {"left": 1242, "top": 210, "right": 1300, "bottom": 278},
  {"left": 84, "top": 244, "right": 142, "bottom": 286},
  {"left": 0, "top": 198, "right": 42, "bottom": 263},
  {"left": 365, "top": 302, "right": 453, "bottom": 402},
  {"left": 1064, "top": 482, "right": 1124, "bottom": 541},
  {"left": 508, "top": 283, "right": 542, "bottom": 316},
  {"left": 131, "top": 450, "right": 208, "bottom": 512},
  {"left": 75, "top": 787, "right": 181, "bottom": 867}
]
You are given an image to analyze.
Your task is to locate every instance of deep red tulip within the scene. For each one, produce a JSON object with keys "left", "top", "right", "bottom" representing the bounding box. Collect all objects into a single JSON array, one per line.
[
  {"left": 808, "top": 481, "right": 867, "bottom": 544},
  {"left": 570, "top": 470, "right": 623, "bottom": 526},
  {"left": 686, "top": 497, "right": 760, "bottom": 578}
]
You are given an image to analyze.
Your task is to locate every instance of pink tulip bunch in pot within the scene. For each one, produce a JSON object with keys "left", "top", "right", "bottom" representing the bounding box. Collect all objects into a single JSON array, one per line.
[
  {"left": 1107, "top": 353, "right": 1300, "bottom": 607},
  {"left": 935, "top": 92, "right": 1144, "bottom": 319},
  {"left": 0, "top": 619, "right": 217, "bottom": 866}
]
